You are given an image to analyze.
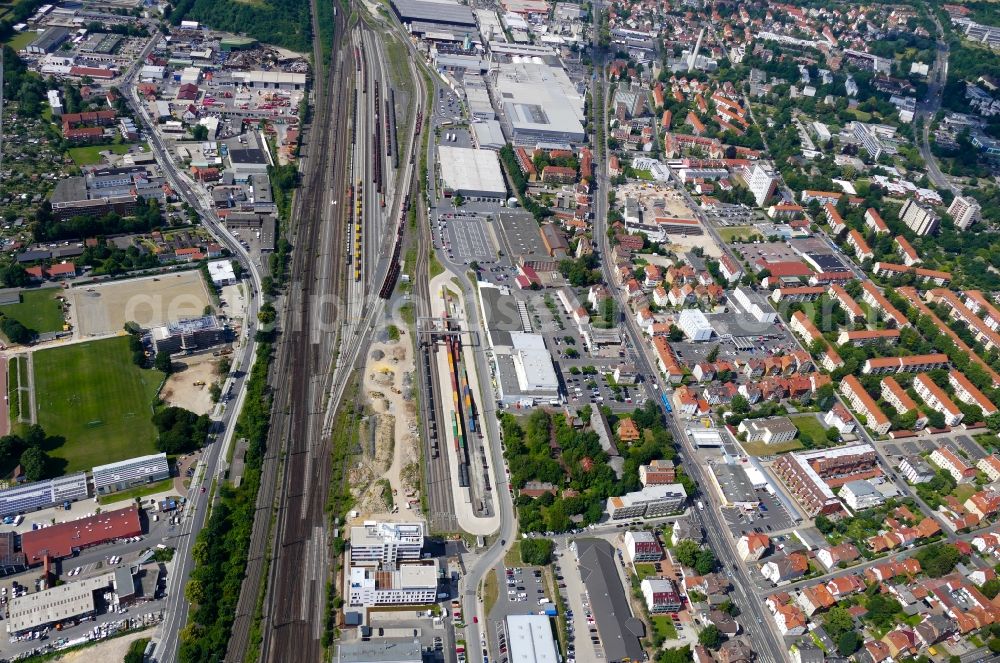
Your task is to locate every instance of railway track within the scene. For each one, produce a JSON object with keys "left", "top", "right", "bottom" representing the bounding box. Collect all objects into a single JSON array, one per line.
[{"left": 223, "top": 2, "right": 352, "bottom": 661}]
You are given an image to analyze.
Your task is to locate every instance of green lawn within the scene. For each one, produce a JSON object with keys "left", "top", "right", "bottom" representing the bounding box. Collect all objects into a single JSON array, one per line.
[
  {"left": 791, "top": 414, "right": 828, "bottom": 440},
  {"left": 650, "top": 616, "right": 678, "bottom": 640},
  {"left": 740, "top": 438, "right": 804, "bottom": 456},
  {"left": 717, "top": 226, "right": 756, "bottom": 243},
  {"left": 634, "top": 563, "right": 658, "bottom": 580},
  {"left": 32, "top": 337, "right": 164, "bottom": 473},
  {"left": 5, "top": 31, "right": 36, "bottom": 51},
  {"left": 67, "top": 143, "right": 132, "bottom": 166},
  {"left": 0, "top": 288, "right": 64, "bottom": 334}
]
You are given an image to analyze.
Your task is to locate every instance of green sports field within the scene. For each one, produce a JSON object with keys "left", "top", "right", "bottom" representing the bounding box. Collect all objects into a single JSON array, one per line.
[
  {"left": 0, "top": 288, "right": 64, "bottom": 335},
  {"left": 32, "top": 337, "right": 164, "bottom": 472}
]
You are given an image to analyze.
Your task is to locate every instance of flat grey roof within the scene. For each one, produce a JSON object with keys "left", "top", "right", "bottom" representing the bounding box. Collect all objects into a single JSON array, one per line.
[
  {"left": 711, "top": 463, "right": 759, "bottom": 505},
  {"left": 574, "top": 539, "right": 644, "bottom": 663},
  {"left": 390, "top": 0, "right": 476, "bottom": 26}
]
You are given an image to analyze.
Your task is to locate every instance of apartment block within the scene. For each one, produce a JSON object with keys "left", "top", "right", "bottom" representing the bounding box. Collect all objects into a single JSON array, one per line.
[
  {"left": 840, "top": 375, "right": 891, "bottom": 435},
  {"left": 899, "top": 199, "right": 939, "bottom": 236},
  {"left": 860, "top": 281, "right": 909, "bottom": 328},
  {"left": 913, "top": 373, "right": 963, "bottom": 426},
  {"left": 862, "top": 354, "right": 949, "bottom": 375},
  {"left": 948, "top": 370, "right": 998, "bottom": 416},
  {"left": 948, "top": 195, "right": 982, "bottom": 231},
  {"left": 880, "top": 377, "right": 927, "bottom": 430},
  {"left": 929, "top": 447, "right": 977, "bottom": 484}
]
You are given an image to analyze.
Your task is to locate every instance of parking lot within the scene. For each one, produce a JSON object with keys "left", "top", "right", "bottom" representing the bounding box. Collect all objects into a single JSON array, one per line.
[
  {"left": 722, "top": 491, "right": 797, "bottom": 536},
  {"left": 446, "top": 217, "right": 497, "bottom": 263}
]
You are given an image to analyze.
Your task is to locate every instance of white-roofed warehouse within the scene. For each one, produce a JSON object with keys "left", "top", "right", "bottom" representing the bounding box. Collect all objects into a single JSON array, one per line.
[{"left": 437, "top": 146, "right": 507, "bottom": 200}]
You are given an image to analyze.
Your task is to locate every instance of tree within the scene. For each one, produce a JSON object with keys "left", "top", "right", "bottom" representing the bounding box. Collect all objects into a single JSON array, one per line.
[
  {"left": 698, "top": 624, "right": 721, "bottom": 649},
  {"left": 823, "top": 605, "right": 855, "bottom": 639},
  {"left": 19, "top": 447, "right": 51, "bottom": 482},
  {"left": 154, "top": 350, "right": 173, "bottom": 374},
  {"left": 520, "top": 539, "right": 554, "bottom": 565},
  {"left": 838, "top": 631, "right": 861, "bottom": 656},
  {"left": 731, "top": 394, "right": 750, "bottom": 414}
]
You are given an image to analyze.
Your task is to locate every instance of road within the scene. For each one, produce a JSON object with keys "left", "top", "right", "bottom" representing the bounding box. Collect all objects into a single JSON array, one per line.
[
  {"left": 119, "top": 34, "right": 266, "bottom": 663},
  {"left": 589, "top": 9, "right": 789, "bottom": 661},
  {"left": 917, "top": 13, "right": 957, "bottom": 194}
]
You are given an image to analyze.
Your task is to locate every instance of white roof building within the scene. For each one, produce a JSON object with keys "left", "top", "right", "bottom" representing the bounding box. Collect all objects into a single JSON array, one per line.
[
  {"left": 507, "top": 615, "right": 559, "bottom": 663},
  {"left": 437, "top": 146, "right": 507, "bottom": 199}
]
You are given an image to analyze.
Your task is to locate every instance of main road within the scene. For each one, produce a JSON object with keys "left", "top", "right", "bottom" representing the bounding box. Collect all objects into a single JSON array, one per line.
[
  {"left": 588, "top": 7, "right": 789, "bottom": 661},
  {"left": 119, "top": 31, "right": 266, "bottom": 663}
]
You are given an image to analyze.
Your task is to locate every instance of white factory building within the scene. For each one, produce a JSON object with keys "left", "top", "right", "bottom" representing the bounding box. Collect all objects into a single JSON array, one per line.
[
  {"left": 495, "top": 61, "right": 586, "bottom": 144},
  {"left": 677, "top": 308, "right": 714, "bottom": 341},
  {"left": 437, "top": 146, "right": 507, "bottom": 200}
]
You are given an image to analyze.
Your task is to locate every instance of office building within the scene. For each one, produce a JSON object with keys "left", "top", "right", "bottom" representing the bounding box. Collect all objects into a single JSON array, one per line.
[
  {"left": 349, "top": 521, "right": 425, "bottom": 569},
  {"left": 948, "top": 195, "right": 982, "bottom": 231},
  {"left": 606, "top": 484, "right": 687, "bottom": 519},
  {"left": 641, "top": 577, "right": 683, "bottom": 613},
  {"left": 0, "top": 474, "right": 89, "bottom": 519},
  {"left": 92, "top": 453, "right": 170, "bottom": 495},
  {"left": 737, "top": 416, "right": 798, "bottom": 445},
  {"left": 732, "top": 286, "right": 777, "bottom": 324},
  {"left": 899, "top": 199, "right": 939, "bottom": 236},
  {"left": 624, "top": 530, "right": 663, "bottom": 563},
  {"left": 150, "top": 316, "right": 227, "bottom": 354},
  {"left": 346, "top": 564, "right": 437, "bottom": 607},
  {"left": 898, "top": 455, "right": 935, "bottom": 484},
  {"left": 839, "top": 479, "right": 884, "bottom": 511}
]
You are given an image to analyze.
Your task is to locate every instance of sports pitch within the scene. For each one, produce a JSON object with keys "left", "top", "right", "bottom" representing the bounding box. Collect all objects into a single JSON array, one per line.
[{"left": 32, "top": 336, "right": 163, "bottom": 472}]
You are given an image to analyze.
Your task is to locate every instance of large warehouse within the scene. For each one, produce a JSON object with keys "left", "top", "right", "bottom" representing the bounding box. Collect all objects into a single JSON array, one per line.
[
  {"left": 495, "top": 62, "right": 586, "bottom": 144},
  {"left": 390, "top": 0, "right": 477, "bottom": 28},
  {"left": 437, "top": 146, "right": 507, "bottom": 200}
]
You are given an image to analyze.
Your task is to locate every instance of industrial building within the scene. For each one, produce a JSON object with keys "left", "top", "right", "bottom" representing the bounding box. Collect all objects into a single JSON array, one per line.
[
  {"left": 349, "top": 521, "right": 425, "bottom": 569},
  {"left": 337, "top": 640, "right": 424, "bottom": 663},
  {"left": 0, "top": 473, "right": 89, "bottom": 519},
  {"left": 92, "top": 453, "right": 170, "bottom": 495},
  {"left": 478, "top": 283, "right": 559, "bottom": 405},
  {"left": 506, "top": 614, "right": 559, "bottom": 663},
  {"left": 495, "top": 62, "right": 586, "bottom": 144},
  {"left": 389, "top": 0, "right": 477, "bottom": 28},
  {"left": 5, "top": 570, "right": 135, "bottom": 634},
  {"left": 677, "top": 308, "right": 714, "bottom": 341},
  {"left": 437, "top": 146, "right": 507, "bottom": 200},
  {"left": 150, "top": 315, "right": 228, "bottom": 354},
  {"left": 20, "top": 506, "right": 142, "bottom": 564},
  {"left": 573, "top": 539, "right": 645, "bottom": 663}
]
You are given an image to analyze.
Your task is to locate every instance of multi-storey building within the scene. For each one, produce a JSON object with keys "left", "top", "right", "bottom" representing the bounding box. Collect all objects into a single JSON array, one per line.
[
  {"left": 862, "top": 354, "right": 949, "bottom": 375},
  {"left": 948, "top": 195, "right": 982, "bottom": 231},
  {"left": 929, "top": 447, "right": 977, "bottom": 483},
  {"left": 949, "top": 370, "right": 998, "bottom": 416},
  {"left": 880, "top": 377, "right": 928, "bottom": 430},
  {"left": 841, "top": 376, "right": 891, "bottom": 435},
  {"left": 899, "top": 199, "right": 939, "bottom": 236},
  {"left": 913, "top": 373, "right": 964, "bottom": 426},
  {"left": 349, "top": 521, "right": 426, "bottom": 569}
]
